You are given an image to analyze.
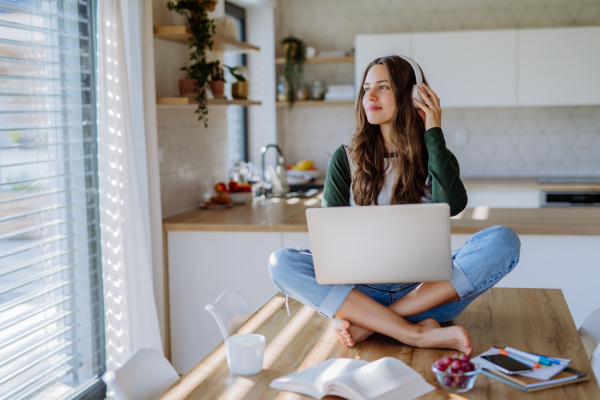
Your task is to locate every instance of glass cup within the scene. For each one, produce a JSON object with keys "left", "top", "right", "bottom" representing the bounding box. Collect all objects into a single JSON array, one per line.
[{"left": 225, "top": 334, "right": 266, "bottom": 375}]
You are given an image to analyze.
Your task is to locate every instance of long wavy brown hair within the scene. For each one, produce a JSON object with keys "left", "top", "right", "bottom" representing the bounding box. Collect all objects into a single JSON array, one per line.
[{"left": 349, "top": 55, "right": 430, "bottom": 206}]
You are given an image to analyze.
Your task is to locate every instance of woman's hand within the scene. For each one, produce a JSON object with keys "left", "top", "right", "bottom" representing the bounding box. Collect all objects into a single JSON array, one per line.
[{"left": 413, "top": 83, "right": 442, "bottom": 131}]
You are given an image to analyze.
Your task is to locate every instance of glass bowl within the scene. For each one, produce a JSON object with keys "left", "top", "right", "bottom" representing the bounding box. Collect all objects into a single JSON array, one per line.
[
  {"left": 227, "top": 191, "right": 253, "bottom": 205},
  {"left": 431, "top": 363, "right": 481, "bottom": 393}
]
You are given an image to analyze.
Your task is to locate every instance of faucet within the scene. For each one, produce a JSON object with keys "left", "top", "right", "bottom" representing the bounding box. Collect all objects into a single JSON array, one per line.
[{"left": 260, "top": 144, "right": 289, "bottom": 196}]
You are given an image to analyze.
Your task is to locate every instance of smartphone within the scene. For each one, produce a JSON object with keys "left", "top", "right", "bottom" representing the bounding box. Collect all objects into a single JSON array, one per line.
[{"left": 482, "top": 354, "right": 533, "bottom": 375}]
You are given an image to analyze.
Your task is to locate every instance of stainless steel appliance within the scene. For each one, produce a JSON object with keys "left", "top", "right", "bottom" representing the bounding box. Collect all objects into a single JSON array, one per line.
[
  {"left": 540, "top": 192, "right": 600, "bottom": 207},
  {"left": 537, "top": 177, "right": 600, "bottom": 207}
]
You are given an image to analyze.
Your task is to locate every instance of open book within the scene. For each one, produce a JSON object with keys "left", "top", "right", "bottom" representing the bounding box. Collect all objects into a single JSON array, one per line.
[{"left": 269, "top": 357, "right": 435, "bottom": 400}]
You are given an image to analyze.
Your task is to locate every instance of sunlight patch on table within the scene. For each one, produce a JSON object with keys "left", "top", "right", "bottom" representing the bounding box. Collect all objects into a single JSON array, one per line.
[
  {"left": 237, "top": 296, "right": 286, "bottom": 335},
  {"left": 216, "top": 377, "right": 255, "bottom": 400},
  {"left": 263, "top": 305, "right": 316, "bottom": 368},
  {"left": 296, "top": 328, "right": 337, "bottom": 370}
]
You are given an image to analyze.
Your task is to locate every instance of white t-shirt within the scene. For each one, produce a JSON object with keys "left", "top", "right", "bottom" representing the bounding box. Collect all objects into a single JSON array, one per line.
[{"left": 344, "top": 145, "right": 432, "bottom": 206}]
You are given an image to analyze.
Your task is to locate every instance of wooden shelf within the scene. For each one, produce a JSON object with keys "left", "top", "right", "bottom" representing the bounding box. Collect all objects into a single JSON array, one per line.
[
  {"left": 157, "top": 97, "right": 262, "bottom": 107},
  {"left": 153, "top": 26, "right": 260, "bottom": 53},
  {"left": 275, "top": 56, "right": 354, "bottom": 65},
  {"left": 276, "top": 100, "right": 354, "bottom": 107}
]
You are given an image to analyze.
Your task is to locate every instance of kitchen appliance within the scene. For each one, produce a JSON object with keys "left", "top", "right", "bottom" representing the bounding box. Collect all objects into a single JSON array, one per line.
[
  {"left": 538, "top": 177, "right": 600, "bottom": 207},
  {"left": 540, "top": 192, "right": 600, "bottom": 207}
]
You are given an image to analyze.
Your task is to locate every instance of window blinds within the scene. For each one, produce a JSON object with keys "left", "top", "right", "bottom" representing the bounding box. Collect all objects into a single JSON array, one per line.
[{"left": 0, "top": 1, "right": 104, "bottom": 399}]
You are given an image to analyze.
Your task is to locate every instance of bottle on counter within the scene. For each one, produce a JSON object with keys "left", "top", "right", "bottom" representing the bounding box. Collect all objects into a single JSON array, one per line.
[
  {"left": 277, "top": 76, "right": 289, "bottom": 102},
  {"left": 311, "top": 80, "right": 325, "bottom": 100},
  {"left": 296, "top": 84, "right": 309, "bottom": 101}
]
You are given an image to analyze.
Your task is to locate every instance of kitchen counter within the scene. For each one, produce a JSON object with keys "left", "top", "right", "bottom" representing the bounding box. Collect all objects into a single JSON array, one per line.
[
  {"left": 462, "top": 177, "right": 600, "bottom": 191},
  {"left": 294, "top": 177, "right": 600, "bottom": 191},
  {"left": 163, "top": 197, "right": 600, "bottom": 235}
]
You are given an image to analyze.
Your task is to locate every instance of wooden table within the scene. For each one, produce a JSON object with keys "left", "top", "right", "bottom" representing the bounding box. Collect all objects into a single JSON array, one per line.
[{"left": 157, "top": 288, "right": 599, "bottom": 399}]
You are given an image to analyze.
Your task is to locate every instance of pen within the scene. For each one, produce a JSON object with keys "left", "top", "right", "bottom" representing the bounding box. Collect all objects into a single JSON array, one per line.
[
  {"left": 504, "top": 347, "right": 570, "bottom": 367},
  {"left": 499, "top": 349, "right": 540, "bottom": 368}
]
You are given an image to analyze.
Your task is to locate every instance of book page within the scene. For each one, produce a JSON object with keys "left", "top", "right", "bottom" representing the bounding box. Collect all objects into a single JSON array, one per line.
[
  {"left": 326, "top": 357, "right": 435, "bottom": 400},
  {"left": 269, "top": 358, "right": 368, "bottom": 399}
]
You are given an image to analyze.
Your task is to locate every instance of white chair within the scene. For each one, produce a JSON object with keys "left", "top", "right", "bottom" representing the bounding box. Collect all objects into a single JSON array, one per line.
[
  {"left": 205, "top": 291, "right": 254, "bottom": 339},
  {"left": 579, "top": 308, "right": 600, "bottom": 359},
  {"left": 102, "top": 348, "right": 179, "bottom": 400},
  {"left": 579, "top": 308, "right": 600, "bottom": 382}
]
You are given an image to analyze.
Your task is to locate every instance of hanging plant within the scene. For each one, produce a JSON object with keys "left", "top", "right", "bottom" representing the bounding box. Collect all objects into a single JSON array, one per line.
[
  {"left": 167, "top": 0, "right": 218, "bottom": 127},
  {"left": 281, "top": 36, "right": 306, "bottom": 107}
]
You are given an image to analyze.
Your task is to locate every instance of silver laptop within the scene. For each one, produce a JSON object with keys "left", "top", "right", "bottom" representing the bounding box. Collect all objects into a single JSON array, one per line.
[{"left": 305, "top": 203, "right": 452, "bottom": 285}]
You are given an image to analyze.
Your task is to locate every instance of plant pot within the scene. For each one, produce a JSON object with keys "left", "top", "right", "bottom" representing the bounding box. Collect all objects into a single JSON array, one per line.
[
  {"left": 179, "top": 78, "right": 198, "bottom": 97},
  {"left": 170, "top": 10, "right": 189, "bottom": 26},
  {"left": 231, "top": 81, "right": 249, "bottom": 99},
  {"left": 283, "top": 42, "right": 297, "bottom": 58},
  {"left": 210, "top": 80, "right": 225, "bottom": 98}
]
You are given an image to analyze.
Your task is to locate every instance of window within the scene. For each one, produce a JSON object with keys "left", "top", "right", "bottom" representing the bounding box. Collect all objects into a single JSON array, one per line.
[
  {"left": 0, "top": 0, "right": 104, "bottom": 399},
  {"left": 225, "top": 1, "right": 248, "bottom": 169}
]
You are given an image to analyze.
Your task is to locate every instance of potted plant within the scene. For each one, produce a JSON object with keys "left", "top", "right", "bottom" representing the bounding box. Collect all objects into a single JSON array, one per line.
[
  {"left": 208, "top": 60, "right": 225, "bottom": 98},
  {"left": 167, "top": 0, "right": 218, "bottom": 127},
  {"left": 281, "top": 36, "right": 306, "bottom": 107},
  {"left": 227, "top": 65, "right": 248, "bottom": 99}
]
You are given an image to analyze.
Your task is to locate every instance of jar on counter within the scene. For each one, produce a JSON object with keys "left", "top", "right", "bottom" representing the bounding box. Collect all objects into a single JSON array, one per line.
[
  {"left": 277, "top": 76, "right": 289, "bottom": 102},
  {"left": 311, "top": 80, "right": 325, "bottom": 100},
  {"left": 296, "top": 84, "right": 309, "bottom": 101}
]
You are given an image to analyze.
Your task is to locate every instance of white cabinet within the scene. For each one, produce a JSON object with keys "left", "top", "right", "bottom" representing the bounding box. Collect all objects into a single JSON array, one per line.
[
  {"left": 466, "top": 189, "right": 541, "bottom": 208},
  {"left": 168, "top": 231, "right": 281, "bottom": 374},
  {"left": 355, "top": 34, "right": 411, "bottom": 96},
  {"left": 518, "top": 27, "right": 600, "bottom": 106},
  {"left": 282, "top": 232, "right": 311, "bottom": 249},
  {"left": 412, "top": 30, "right": 517, "bottom": 108},
  {"left": 356, "top": 27, "right": 600, "bottom": 107}
]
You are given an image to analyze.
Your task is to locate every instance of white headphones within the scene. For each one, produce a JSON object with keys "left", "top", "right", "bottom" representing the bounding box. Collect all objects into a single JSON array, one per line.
[{"left": 397, "top": 55, "right": 425, "bottom": 108}]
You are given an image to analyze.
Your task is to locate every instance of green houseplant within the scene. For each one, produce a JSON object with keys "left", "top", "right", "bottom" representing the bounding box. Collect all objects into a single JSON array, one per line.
[
  {"left": 167, "top": 0, "right": 218, "bottom": 127},
  {"left": 208, "top": 60, "right": 225, "bottom": 98},
  {"left": 227, "top": 65, "right": 248, "bottom": 99},
  {"left": 281, "top": 36, "right": 306, "bottom": 107}
]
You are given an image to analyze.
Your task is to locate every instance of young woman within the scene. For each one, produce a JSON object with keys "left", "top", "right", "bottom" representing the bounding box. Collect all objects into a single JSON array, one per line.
[{"left": 268, "top": 55, "right": 520, "bottom": 355}]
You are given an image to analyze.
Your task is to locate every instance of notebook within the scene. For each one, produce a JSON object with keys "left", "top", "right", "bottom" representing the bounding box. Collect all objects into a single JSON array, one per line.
[
  {"left": 472, "top": 347, "right": 569, "bottom": 380},
  {"left": 269, "top": 357, "right": 435, "bottom": 400},
  {"left": 482, "top": 367, "right": 589, "bottom": 392}
]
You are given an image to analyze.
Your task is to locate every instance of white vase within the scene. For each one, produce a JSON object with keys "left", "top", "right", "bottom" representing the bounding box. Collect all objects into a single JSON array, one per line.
[{"left": 170, "top": 10, "right": 188, "bottom": 26}]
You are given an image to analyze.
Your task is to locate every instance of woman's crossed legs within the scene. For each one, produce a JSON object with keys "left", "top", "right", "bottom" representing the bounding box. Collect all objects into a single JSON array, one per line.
[{"left": 268, "top": 226, "right": 520, "bottom": 355}]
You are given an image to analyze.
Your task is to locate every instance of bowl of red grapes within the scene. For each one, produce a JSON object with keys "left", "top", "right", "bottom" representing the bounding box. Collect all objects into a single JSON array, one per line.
[{"left": 431, "top": 353, "right": 481, "bottom": 393}]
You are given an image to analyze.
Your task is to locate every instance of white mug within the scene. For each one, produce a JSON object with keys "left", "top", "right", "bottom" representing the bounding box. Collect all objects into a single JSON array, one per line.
[
  {"left": 305, "top": 46, "right": 317, "bottom": 58},
  {"left": 225, "top": 334, "right": 266, "bottom": 375}
]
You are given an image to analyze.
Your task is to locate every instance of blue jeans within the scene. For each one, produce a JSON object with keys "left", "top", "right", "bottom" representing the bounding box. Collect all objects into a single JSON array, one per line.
[{"left": 268, "top": 226, "right": 520, "bottom": 323}]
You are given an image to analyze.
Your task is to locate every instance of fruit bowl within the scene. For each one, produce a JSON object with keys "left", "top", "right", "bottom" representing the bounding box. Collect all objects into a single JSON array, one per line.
[
  {"left": 286, "top": 169, "right": 319, "bottom": 180},
  {"left": 431, "top": 355, "right": 481, "bottom": 393},
  {"left": 227, "top": 191, "right": 253, "bottom": 205}
]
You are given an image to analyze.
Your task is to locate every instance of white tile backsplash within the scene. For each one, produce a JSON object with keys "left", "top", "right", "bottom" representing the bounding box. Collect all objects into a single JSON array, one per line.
[
  {"left": 157, "top": 107, "right": 229, "bottom": 217},
  {"left": 275, "top": 0, "right": 600, "bottom": 178}
]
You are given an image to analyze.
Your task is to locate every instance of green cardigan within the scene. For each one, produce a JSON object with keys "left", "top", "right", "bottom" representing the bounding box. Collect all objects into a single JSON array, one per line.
[{"left": 322, "top": 127, "right": 468, "bottom": 216}]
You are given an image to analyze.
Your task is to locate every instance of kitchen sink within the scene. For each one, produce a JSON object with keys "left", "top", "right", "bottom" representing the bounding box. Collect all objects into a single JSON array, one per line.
[
  {"left": 265, "top": 188, "right": 321, "bottom": 199},
  {"left": 288, "top": 183, "right": 324, "bottom": 192}
]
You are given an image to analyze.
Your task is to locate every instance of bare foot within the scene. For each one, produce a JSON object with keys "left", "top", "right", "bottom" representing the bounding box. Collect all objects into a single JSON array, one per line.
[
  {"left": 415, "top": 318, "right": 472, "bottom": 355},
  {"left": 334, "top": 320, "right": 374, "bottom": 347}
]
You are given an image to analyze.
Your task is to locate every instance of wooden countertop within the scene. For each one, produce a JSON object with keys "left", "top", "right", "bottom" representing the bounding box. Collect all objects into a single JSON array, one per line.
[
  {"left": 463, "top": 178, "right": 600, "bottom": 191},
  {"left": 300, "top": 178, "right": 600, "bottom": 191},
  {"left": 163, "top": 197, "right": 600, "bottom": 235}
]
